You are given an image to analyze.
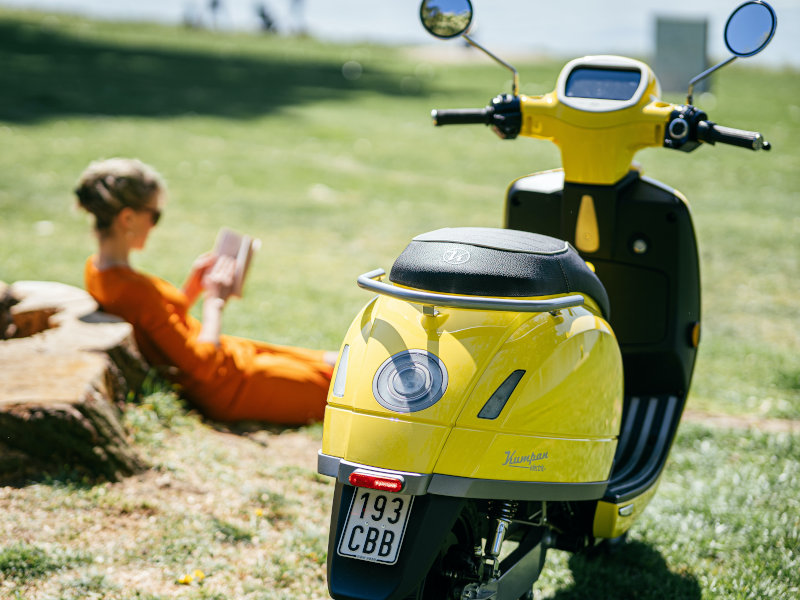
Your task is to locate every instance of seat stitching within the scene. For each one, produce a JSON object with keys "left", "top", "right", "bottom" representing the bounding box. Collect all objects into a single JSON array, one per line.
[{"left": 555, "top": 257, "right": 571, "bottom": 292}]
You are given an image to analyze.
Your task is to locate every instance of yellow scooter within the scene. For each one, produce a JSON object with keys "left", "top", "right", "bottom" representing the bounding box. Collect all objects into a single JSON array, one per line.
[{"left": 318, "top": 1, "right": 777, "bottom": 598}]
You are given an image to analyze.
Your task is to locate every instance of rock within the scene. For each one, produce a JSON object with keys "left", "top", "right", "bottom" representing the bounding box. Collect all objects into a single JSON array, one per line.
[{"left": 0, "top": 281, "right": 149, "bottom": 484}]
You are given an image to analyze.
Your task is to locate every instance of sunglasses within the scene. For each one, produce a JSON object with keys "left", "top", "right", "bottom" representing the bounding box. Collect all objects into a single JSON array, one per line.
[{"left": 138, "top": 207, "right": 162, "bottom": 226}]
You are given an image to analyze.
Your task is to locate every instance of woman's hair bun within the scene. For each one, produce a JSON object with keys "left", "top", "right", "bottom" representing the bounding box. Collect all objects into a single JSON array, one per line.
[{"left": 75, "top": 158, "right": 165, "bottom": 232}]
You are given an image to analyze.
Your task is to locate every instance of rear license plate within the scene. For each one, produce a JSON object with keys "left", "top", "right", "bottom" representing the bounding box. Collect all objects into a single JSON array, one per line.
[{"left": 337, "top": 490, "right": 413, "bottom": 565}]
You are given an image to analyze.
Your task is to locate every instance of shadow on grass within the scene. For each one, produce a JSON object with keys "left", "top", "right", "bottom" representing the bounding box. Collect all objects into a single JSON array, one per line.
[
  {"left": 0, "top": 18, "right": 411, "bottom": 123},
  {"left": 551, "top": 540, "right": 701, "bottom": 600}
]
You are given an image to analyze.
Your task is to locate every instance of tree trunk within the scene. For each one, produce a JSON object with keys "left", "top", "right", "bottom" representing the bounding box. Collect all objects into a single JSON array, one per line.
[{"left": 0, "top": 281, "right": 149, "bottom": 484}]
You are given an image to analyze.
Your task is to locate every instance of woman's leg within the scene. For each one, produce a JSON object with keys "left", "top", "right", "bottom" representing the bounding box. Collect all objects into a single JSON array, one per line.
[{"left": 222, "top": 350, "right": 333, "bottom": 424}]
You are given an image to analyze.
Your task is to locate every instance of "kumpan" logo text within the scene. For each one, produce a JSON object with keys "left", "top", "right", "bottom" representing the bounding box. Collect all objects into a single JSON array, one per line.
[{"left": 502, "top": 449, "right": 548, "bottom": 472}]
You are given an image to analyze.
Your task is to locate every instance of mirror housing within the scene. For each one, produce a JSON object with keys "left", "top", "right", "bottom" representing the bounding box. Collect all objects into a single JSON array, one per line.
[{"left": 686, "top": 0, "right": 777, "bottom": 104}]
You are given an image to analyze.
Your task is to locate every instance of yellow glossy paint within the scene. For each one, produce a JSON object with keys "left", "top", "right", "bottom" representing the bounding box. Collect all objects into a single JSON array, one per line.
[
  {"left": 434, "top": 428, "right": 617, "bottom": 483},
  {"left": 517, "top": 58, "right": 676, "bottom": 185},
  {"left": 322, "top": 406, "right": 450, "bottom": 473},
  {"left": 323, "top": 288, "right": 623, "bottom": 484},
  {"left": 593, "top": 481, "right": 661, "bottom": 538},
  {"left": 575, "top": 195, "right": 600, "bottom": 253}
]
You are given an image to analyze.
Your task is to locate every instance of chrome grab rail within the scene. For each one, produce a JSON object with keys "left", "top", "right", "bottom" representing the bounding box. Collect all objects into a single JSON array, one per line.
[{"left": 357, "top": 269, "right": 585, "bottom": 313}]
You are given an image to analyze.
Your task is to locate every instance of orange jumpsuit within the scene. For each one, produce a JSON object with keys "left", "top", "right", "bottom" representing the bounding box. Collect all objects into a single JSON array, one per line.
[{"left": 85, "top": 257, "right": 332, "bottom": 424}]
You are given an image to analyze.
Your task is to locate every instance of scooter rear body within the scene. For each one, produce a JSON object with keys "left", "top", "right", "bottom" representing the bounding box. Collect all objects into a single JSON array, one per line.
[{"left": 319, "top": 228, "right": 624, "bottom": 598}]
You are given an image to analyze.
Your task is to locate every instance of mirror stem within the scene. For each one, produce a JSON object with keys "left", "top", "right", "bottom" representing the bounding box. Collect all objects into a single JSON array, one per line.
[
  {"left": 687, "top": 55, "right": 737, "bottom": 104},
  {"left": 462, "top": 34, "right": 519, "bottom": 96}
]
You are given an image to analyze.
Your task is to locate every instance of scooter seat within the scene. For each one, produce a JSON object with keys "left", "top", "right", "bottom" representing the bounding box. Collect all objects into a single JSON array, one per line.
[{"left": 389, "top": 227, "right": 610, "bottom": 318}]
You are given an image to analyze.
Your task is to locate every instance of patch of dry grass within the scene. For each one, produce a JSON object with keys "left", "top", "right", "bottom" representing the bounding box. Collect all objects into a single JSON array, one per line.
[{"left": 0, "top": 393, "right": 333, "bottom": 600}]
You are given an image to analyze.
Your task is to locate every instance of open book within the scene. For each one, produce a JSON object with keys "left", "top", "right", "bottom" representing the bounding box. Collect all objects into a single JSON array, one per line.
[{"left": 213, "top": 227, "right": 261, "bottom": 298}]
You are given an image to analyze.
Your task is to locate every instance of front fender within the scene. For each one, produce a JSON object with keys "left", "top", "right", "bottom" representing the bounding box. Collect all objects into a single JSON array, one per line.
[{"left": 327, "top": 482, "right": 466, "bottom": 600}]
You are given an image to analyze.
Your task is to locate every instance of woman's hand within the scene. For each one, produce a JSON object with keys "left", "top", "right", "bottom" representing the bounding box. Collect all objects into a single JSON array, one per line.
[
  {"left": 202, "top": 254, "right": 236, "bottom": 301},
  {"left": 183, "top": 252, "right": 217, "bottom": 306}
]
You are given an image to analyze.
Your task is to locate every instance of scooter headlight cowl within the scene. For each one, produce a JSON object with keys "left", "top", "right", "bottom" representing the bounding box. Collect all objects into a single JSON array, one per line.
[{"left": 373, "top": 350, "right": 448, "bottom": 413}]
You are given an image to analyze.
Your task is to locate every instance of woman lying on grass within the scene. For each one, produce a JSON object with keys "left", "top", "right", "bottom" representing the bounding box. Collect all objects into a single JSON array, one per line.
[{"left": 76, "top": 157, "right": 335, "bottom": 424}]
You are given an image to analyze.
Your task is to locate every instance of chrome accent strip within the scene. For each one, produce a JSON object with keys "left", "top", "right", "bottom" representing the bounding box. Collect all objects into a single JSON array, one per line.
[
  {"left": 317, "top": 453, "right": 608, "bottom": 500},
  {"left": 357, "top": 269, "right": 585, "bottom": 313}
]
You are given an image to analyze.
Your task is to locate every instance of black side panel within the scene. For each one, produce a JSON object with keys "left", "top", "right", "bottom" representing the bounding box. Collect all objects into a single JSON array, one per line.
[{"left": 327, "top": 482, "right": 466, "bottom": 600}]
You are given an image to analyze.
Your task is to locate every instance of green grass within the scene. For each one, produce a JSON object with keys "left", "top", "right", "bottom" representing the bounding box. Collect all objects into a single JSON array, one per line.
[
  {"left": 0, "top": 7, "right": 798, "bottom": 600},
  {"left": 536, "top": 423, "right": 800, "bottom": 599},
  {"left": 0, "top": 543, "right": 92, "bottom": 581},
  {"left": 1, "top": 8, "right": 797, "bottom": 418}
]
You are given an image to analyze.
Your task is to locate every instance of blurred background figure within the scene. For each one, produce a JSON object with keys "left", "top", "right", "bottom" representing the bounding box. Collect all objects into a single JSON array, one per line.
[{"left": 255, "top": 2, "right": 277, "bottom": 33}]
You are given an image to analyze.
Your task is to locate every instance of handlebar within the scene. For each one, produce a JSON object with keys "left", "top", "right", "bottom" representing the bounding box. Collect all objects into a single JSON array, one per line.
[
  {"left": 696, "top": 121, "right": 771, "bottom": 151},
  {"left": 432, "top": 97, "right": 772, "bottom": 155},
  {"left": 432, "top": 108, "right": 492, "bottom": 126},
  {"left": 431, "top": 95, "right": 522, "bottom": 139}
]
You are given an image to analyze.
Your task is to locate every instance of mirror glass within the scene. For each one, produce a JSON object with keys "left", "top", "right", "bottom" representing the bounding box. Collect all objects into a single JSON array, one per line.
[
  {"left": 420, "top": 0, "right": 473, "bottom": 39},
  {"left": 724, "top": 1, "right": 777, "bottom": 56}
]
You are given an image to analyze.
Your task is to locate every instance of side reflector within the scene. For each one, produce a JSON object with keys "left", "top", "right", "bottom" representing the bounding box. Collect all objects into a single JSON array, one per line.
[
  {"left": 348, "top": 470, "right": 405, "bottom": 493},
  {"left": 478, "top": 370, "right": 526, "bottom": 420},
  {"left": 332, "top": 344, "right": 350, "bottom": 398}
]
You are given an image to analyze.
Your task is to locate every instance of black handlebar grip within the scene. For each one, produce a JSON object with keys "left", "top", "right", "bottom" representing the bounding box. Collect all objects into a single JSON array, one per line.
[
  {"left": 431, "top": 108, "right": 492, "bottom": 126},
  {"left": 697, "top": 121, "right": 770, "bottom": 151}
]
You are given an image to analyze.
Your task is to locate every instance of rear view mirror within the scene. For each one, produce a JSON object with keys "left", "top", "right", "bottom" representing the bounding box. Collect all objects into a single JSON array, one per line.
[
  {"left": 724, "top": 0, "right": 777, "bottom": 57},
  {"left": 686, "top": 0, "right": 777, "bottom": 103},
  {"left": 419, "top": 0, "right": 473, "bottom": 39}
]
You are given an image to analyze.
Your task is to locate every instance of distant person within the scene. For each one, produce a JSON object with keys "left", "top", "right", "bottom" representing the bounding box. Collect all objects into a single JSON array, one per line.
[
  {"left": 75, "top": 158, "right": 335, "bottom": 424},
  {"left": 256, "top": 3, "right": 278, "bottom": 33}
]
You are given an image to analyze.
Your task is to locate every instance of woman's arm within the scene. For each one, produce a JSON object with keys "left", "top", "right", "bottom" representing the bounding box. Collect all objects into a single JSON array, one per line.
[{"left": 196, "top": 255, "right": 236, "bottom": 345}]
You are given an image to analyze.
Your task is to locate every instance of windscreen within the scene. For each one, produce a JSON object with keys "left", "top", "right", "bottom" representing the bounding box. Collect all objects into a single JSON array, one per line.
[{"left": 565, "top": 67, "right": 641, "bottom": 101}]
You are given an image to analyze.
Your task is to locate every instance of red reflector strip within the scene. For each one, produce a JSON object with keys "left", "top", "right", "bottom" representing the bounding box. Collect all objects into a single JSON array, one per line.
[{"left": 348, "top": 471, "right": 404, "bottom": 493}]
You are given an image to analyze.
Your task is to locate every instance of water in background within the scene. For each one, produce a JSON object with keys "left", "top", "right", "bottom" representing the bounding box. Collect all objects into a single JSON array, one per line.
[{"left": 1, "top": 0, "right": 797, "bottom": 67}]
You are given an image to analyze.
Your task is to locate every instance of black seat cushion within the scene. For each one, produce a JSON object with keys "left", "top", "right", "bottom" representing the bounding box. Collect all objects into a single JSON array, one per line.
[{"left": 389, "top": 227, "right": 610, "bottom": 318}]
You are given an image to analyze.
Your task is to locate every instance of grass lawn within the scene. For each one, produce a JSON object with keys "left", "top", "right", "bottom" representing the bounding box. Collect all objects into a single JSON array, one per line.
[{"left": 0, "top": 7, "right": 798, "bottom": 600}]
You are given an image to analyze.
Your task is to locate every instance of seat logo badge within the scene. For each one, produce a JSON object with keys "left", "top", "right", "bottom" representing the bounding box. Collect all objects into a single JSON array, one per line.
[{"left": 442, "top": 248, "right": 470, "bottom": 265}]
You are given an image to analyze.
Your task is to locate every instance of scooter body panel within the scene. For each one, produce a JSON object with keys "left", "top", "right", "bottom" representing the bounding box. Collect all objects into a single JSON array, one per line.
[
  {"left": 593, "top": 477, "right": 661, "bottom": 538},
  {"left": 324, "top": 285, "right": 623, "bottom": 484}
]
